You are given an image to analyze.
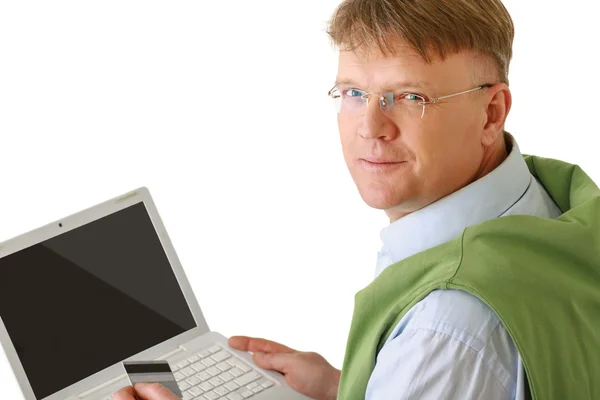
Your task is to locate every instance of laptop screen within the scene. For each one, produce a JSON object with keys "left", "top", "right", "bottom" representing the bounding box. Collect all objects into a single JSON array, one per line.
[{"left": 0, "top": 202, "right": 196, "bottom": 399}]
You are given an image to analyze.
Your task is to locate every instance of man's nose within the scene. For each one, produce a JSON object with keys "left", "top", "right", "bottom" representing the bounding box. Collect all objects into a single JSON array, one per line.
[{"left": 358, "top": 95, "right": 399, "bottom": 141}]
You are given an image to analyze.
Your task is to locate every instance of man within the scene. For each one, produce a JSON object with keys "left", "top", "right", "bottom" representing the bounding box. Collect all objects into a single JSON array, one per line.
[{"left": 114, "top": 0, "right": 600, "bottom": 399}]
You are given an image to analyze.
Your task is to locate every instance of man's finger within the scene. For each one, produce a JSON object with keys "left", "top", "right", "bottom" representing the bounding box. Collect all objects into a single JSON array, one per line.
[
  {"left": 111, "top": 386, "right": 135, "bottom": 400},
  {"left": 229, "top": 336, "right": 295, "bottom": 354},
  {"left": 253, "top": 352, "right": 293, "bottom": 374},
  {"left": 134, "top": 383, "right": 180, "bottom": 400}
]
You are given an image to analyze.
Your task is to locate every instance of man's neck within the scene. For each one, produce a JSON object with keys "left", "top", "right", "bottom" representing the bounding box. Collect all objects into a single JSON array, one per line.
[{"left": 471, "top": 133, "right": 510, "bottom": 182}]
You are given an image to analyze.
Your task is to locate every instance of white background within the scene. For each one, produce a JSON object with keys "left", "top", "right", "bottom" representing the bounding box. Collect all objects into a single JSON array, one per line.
[{"left": 0, "top": 1, "right": 598, "bottom": 398}]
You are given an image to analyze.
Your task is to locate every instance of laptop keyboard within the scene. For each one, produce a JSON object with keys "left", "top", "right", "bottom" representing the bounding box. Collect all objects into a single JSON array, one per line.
[{"left": 101, "top": 344, "right": 275, "bottom": 400}]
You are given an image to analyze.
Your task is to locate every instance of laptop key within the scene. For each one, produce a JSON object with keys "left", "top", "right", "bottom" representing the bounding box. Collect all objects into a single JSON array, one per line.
[
  {"left": 219, "top": 371, "right": 234, "bottom": 382},
  {"left": 206, "top": 366, "right": 222, "bottom": 376},
  {"left": 227, "top": 393, "right": 243, "bottom": 400},
  {"left": 238, "top": 364, "right": 251, "bottom": 373},
  {"left": 234, "top": 371, "right": 261, "bottom": 387},
  {"left": 251, "top": 386, "right": 263, "bottom": 394},
  {"left": 258, "top": 378, "right": 274, "bottom": 389},
  {"left": 209, "top": 376, "right": 225, "bottom": 386},
  {"left": 198, "top": 350, "right": 212, "bottom": 358},
  {"left": 202, "top": 358, "right": 216, "bottom": 367},
  {"left": 238, "top": 388, "right": 254, "bottom": 398},
  {"left": 192, "top": 361, "right": 207, "bottom": 372},
  {"left": 208, "top": 345, "right": 221, "bottom": 353},
  {"left": 186, "top": 376, "right": 201, "bottom": 386},
  {"left": 196, "top": 371, "right": 212, "bottom": 381},
  {"left": 203, "top": 391, "right": 219, "bottom": 400},
  {"left": 214, "top": 386, "right": 229, "bottom": 396},
  {"left": 211, "top": 351, "right": 231, "bottom": 362},
  {"left": 216, "top": 361, "right": 231, "bottom": 372},
  {"left": 229, "top": 359, "right": 251, "bottom": 373}
]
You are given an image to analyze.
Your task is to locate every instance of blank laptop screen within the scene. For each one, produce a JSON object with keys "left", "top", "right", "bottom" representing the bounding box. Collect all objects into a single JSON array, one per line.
[{"left": 0, "top": 202, "right": 196, "bottom": 399}]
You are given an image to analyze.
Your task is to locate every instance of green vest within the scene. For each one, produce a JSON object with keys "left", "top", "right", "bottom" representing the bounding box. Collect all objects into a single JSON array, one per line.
[{"left": 338, "top": 155, "right": 600, "bottom": 400}]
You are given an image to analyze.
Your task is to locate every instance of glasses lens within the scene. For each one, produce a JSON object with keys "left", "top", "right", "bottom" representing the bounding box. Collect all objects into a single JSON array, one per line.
[
  {"left": 385, "top": 93, "right": 426, "bottom": 119},
  {"left": 333, "top": 88, "right": 365, "bottom": 115}
]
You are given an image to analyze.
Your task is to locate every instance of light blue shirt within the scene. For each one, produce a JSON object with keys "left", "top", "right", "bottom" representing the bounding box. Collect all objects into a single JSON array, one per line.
[{"left": 366, "top": 135, "right": 562, "bottom": 400}]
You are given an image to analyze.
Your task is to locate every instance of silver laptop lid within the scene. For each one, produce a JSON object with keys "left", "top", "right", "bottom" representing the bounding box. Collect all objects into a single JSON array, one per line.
[{"left": 0, "top": 187, "right": 209, "bottom": 400}]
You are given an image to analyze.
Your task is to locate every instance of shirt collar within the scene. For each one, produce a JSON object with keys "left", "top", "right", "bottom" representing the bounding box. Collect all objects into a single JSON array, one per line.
[{"left": 375, "top": 134, "right": 532, "bottom": 277}]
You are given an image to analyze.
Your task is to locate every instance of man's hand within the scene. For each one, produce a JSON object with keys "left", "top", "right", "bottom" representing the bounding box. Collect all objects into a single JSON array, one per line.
[
  {"left": 228, "top": 336, "right": 340, "bottom": 400},
  {"left": 111, "top": 383, "right": 181, "bottom": 400}
]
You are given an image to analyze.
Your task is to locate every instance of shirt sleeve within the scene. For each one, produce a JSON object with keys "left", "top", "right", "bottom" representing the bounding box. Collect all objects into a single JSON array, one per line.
[{"left": 365, "top": 289, "right": 520, "bottom": 400}]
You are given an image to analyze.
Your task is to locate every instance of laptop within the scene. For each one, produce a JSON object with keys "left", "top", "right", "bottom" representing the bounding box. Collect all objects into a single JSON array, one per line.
[{"left": 0, "top": 187, "right": 311, "bottom": 400}]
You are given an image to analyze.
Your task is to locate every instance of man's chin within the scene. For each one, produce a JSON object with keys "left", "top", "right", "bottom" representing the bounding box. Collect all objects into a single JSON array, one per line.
[{"left": 359, "top": 191, "right": 406, "bottom": 211}]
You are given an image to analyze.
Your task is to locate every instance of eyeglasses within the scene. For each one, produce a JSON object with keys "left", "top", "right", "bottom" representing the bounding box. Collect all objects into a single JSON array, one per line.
[{"left": 327, "top": 83, "right": 494, "bottom": 119}]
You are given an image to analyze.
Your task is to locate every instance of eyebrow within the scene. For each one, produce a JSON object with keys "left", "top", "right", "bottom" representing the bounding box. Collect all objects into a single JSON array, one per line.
[{"left": 333, "top": 78, "right": 432, "bottom": 92}]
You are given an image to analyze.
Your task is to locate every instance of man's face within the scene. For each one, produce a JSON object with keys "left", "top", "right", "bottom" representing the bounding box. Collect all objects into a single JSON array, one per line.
[{"left": 336, "top": 43, "right": 492, "bottom": 220}]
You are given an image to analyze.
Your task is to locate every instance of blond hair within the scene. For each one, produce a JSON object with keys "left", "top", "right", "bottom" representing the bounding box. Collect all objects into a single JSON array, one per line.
[{"left": 327, "top": 0, "right": 515, "bottom": 85}]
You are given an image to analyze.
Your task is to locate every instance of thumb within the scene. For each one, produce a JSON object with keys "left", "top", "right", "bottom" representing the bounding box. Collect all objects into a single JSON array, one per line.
[
  {"left": 133, "top": 383, "right": 180, "bottom": 400},
  {"left": 253, "top": 351, "right": 292, "bottom": 374}
]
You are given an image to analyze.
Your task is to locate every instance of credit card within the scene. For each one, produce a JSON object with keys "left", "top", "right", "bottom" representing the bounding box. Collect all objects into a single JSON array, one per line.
[{"left": 122, "top": 360, "right": 182, "bottom": 399}]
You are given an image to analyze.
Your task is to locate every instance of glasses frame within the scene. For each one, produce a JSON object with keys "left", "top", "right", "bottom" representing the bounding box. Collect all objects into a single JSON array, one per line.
[{"left": 327, "top": 83, "right": 494, "bottom": 118}]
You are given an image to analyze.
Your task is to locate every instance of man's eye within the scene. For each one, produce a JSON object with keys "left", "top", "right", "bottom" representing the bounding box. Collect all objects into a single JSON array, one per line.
[
  {"left": 402, "top": 93, "right": 424, "bottom": 101},
  {"left": 345, "top": 89, "right": 364, "bottom": 97}
]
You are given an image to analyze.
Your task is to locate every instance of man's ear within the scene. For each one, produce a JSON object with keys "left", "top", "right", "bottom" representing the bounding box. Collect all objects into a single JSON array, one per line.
[{"left": 481, "top": 83, "right": 512, "bottom": 147}]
